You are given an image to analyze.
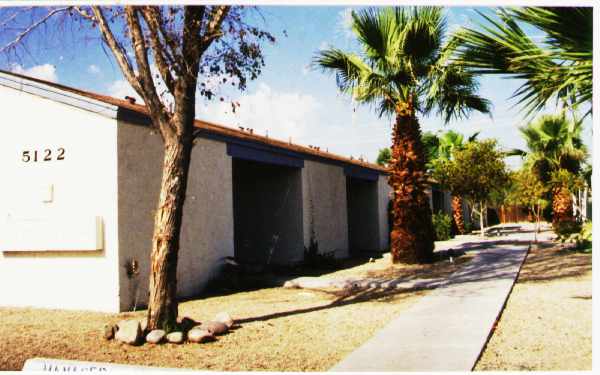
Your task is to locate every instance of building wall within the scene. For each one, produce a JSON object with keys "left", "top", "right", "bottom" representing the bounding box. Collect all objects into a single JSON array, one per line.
[
  {"left": 117, "top": 114, "right": 233, "bottom": 311},
  {"left": 377, "top": 175, "right": 391, "bottom": 250},
  {"left": 0, "top": 84, "right": 120, "bottom": 312},
  {"left": 301, "top": 161, "right": 349, "bottom": 259}
]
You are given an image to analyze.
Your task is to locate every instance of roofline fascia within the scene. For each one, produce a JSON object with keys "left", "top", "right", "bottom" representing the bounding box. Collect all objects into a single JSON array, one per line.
[{"left": 0, "top": 71, "right": 118, "bottom": 119}]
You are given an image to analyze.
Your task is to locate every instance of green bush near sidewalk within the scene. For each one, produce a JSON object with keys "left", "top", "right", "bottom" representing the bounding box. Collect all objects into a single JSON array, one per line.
[{"left": 432, "top": 212, "right": 453, "bottom": 241}]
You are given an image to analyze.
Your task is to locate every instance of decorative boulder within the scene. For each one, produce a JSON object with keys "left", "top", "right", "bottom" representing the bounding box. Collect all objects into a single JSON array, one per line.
[
  {"left": 188, "top": 328, "right": 215, "bottom": 343},
  {"left": 114, "top": 320, "right": 142, "bottom": 345},
  {"left": 214, "top": 312, "right": 234, "bottom": 328},
  {"left": 166, "top": 331, "right": 184, "bottom": 344},
  {"left": 103, "top": 324, "right": 115, "bottom": 340},
  {"left": 146, "top": 329, "right": 166, "bottom": 344},
  {"left": 200, "top": 321, "right": 228, "bottom": 335}
]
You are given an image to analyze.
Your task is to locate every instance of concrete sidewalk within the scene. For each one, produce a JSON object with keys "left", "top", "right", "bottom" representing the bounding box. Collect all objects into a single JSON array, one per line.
[{"left": 330, "top": 224, "right": 539, "bottom": 372}]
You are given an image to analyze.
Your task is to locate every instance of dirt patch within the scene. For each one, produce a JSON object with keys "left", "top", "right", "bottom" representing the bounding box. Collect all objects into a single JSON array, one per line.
[
  {"left": 0, "top": 254, "right": 468, "bottom": 371},
  {"left": 475, "top": 241, "right": 592, "bottom": 371}
]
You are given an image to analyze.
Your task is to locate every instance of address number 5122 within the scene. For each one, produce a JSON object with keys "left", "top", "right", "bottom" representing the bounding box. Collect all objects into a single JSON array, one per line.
[{"left": 22, "top": 148, "right": 66, "bottom": 162}]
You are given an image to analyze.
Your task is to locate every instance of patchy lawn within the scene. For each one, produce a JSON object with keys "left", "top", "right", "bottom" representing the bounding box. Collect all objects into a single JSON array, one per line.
[
  {"left": 0, "top": 251, "right": 469, "bottom": 371},
  {"left": 475, "top": 240, "right": 592, "bottom": 371}
]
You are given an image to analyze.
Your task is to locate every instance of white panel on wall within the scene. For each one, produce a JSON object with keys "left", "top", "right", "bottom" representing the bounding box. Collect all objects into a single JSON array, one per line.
[{"left": 1, "top": 216, "right": 103, "bottom": 252}]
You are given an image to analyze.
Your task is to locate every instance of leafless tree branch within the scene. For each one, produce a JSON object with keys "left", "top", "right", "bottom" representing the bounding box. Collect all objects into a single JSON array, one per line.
[
  {"left": 0, "top": 7, "right": 70, "bottom": 54},
  {"left": 91, "top": 6, "right": 141, "bottom": 93},
  {"left": 140, "top": 7, "right": 177, "bottom": 92},
  {"left": 125, "top": 6, "right": 175, "bottom": 141},
  {"left": 72, "top": 6, "right": 96, "bottom": 22}
]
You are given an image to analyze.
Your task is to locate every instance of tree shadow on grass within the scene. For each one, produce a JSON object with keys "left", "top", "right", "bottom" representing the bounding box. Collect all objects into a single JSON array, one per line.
[
  {"left": 236, "top": 227, "right": 590, "bottom": 325},
  {"left": 517, "top": 244, "right": 592, "bottom": 283}
]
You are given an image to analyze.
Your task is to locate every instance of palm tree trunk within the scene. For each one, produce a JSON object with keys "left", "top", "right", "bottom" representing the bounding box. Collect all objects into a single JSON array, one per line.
[
  {"left": 552, "top": 184, "right": 574, "bottom": 225},
  {"left": 451, "top": 195, "right": 465, "bottom": 234},
  {"left": 389, "top": 100, "right": 435, "bottom": 264},
  {"left": 146, "top": 119, "right": 194, "bottom": 332}
]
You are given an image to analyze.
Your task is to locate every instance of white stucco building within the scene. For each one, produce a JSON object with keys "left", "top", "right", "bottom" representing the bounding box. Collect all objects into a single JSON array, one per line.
[{"left": 0, "top": 70, "right": 393, "bottom": 312}]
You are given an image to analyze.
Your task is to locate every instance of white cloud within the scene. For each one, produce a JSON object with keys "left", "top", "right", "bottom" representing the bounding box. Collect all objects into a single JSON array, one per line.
[
  {"left": 337, "top": 8, "right": 354, "bottom": 39},
  {"left": 197, "top": 83, "right": 393, "bottom": 163},
  {"left": 302, "top": 64, "right": 311, "bottom": 76},
  {"left": 319, "top": 41, "right": 331, "bottom": 51},
  {"left": 11, "top": 63, "right": 58, "bottom": 83},
  {"left": 107, "top": 79, "right": 143, "bottom": 103},
  {"left": 197, "top": 83, "right": 320, "bottom": 142},
  {"left": 88, "top": 64, "right": 101, "bottom": 75},
  {"left": 105, "top": 65, "right": 174, "bottom": 107}
]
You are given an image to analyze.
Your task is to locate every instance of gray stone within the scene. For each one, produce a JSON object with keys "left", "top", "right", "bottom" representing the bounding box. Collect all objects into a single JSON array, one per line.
[
  {"left": 214, "top": 312, "right": 234, "bottom": 328},
  {"left": 200, "top": 321, "right": 228, "bottom": 335},
  {"left": 166, "top": 331, "right": 184, "bottom": 344},
  {"left": 145, "top": 329, "right": 166, "bottom": 344},
  {"left": 188, "top": 328, "right": 214, "bottom": 343},
  {"left": 114, "top": 320, "right": 141, "bottom": 345},
  {"left": 103, "top": 324, "right": 115, "bottom": 340}
]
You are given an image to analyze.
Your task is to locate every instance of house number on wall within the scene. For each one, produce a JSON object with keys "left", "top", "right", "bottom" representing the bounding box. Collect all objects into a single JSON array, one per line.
[{"left": 21, "top": 148, "right": 65, "bottom": 162}]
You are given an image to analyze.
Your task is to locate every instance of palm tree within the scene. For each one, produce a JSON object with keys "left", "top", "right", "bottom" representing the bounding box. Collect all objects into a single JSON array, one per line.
[
  {"left": 514, "top": 114, "right": 587, "bottom": 224},
  {"left": 428, "top": 130, "right": 479, "bottom": 234},
  {"left": 314, "top": 7, "right": 490, "bottom": 263},
  {"left": 452, "top": 7, "right": 592, "bottom": 118}
]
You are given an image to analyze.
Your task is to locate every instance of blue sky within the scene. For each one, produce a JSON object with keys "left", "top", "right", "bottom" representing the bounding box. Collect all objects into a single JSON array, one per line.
[{"left": 0, "top": 6, "right": 593, "bottom": 169}]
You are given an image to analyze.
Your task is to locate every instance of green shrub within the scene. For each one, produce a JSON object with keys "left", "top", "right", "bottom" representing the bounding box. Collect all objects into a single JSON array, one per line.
[
  {"left": 560, "top": 221, "right": 592, "bottom": 253},
  {"left": 432, "top": 212, "right": 453, "bottom": 241},
  {"left": 554, "top": 220, "right": 582, "bottom": 239},
  {"left": 463, "top": 221, "right": 472, "bottom": 234},
  {"left": 303, "top": 237, "right": 339, "bottom": 269}
]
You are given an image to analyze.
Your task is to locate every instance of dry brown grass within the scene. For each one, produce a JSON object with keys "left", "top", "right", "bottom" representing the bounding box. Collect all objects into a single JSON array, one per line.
[
  {"left": 0, "top": 254, "right": 469, "bottom": 371},
  {"left": 475, "top": 241, "right": 592, "bottom": 371}
]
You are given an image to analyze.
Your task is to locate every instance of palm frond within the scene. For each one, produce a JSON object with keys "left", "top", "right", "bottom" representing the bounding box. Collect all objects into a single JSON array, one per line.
[
  {"left": 451, "top": 7, "right": 592, "bottom": 118},
  {"left": 425, "top": 64, "right": 491, "bottom": 123},
  {"left": 315, "top": 7, "right": 489, "bottom": 122},
  {"left": 399, "top": 7, "right": 445, "bottom": 76},
  {"left": 519, "top": 114, "right": 587, "bottom": 177},
  {"left": 313, "top": 48, "right": 372, "bottom": 94},
  {"left": 351, "top": 8, "right": 399, "bottom": 64}
]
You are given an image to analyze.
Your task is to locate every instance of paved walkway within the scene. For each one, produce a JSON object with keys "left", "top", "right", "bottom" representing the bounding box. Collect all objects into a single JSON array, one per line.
[{"left": 331, "top": 224, "right": 541, "bottom": 372}]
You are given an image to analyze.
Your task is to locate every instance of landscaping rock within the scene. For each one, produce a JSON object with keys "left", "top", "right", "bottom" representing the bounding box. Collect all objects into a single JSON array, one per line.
[
  {"left": 103, "top": 324, "right": 115, "bottom": 340},
  {"left": 188, "top": 328, "right": 214, "bottom": 343},
  {"left": 114, "top": 320, "right": 141, "bottom": 345},
  {"left": 166, "top": 331, "right": 184, "bottom": 344},
  {"left": 146, "top": 329, "right": 166, "bottom": 344},
  {"left": 214, "top": 312, "right": 234, "bottom": 328},
  {"left": 200, "top": 321, "right": 228, "bottom": 335}
]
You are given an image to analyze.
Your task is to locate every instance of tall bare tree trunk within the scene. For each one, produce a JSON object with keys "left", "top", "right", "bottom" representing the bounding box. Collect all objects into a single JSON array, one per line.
[
  {"left": 479, "top": 201, "right": 485, "bottom": 238},
  {"left": 389, "top": 100, "right": 435, "bottom": 264},
  {"left": 147, "top": 115, "right": 194, "bottom": 332},
  {"left": 451, "top": 195, "right": 465, "bottom": 234}
]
